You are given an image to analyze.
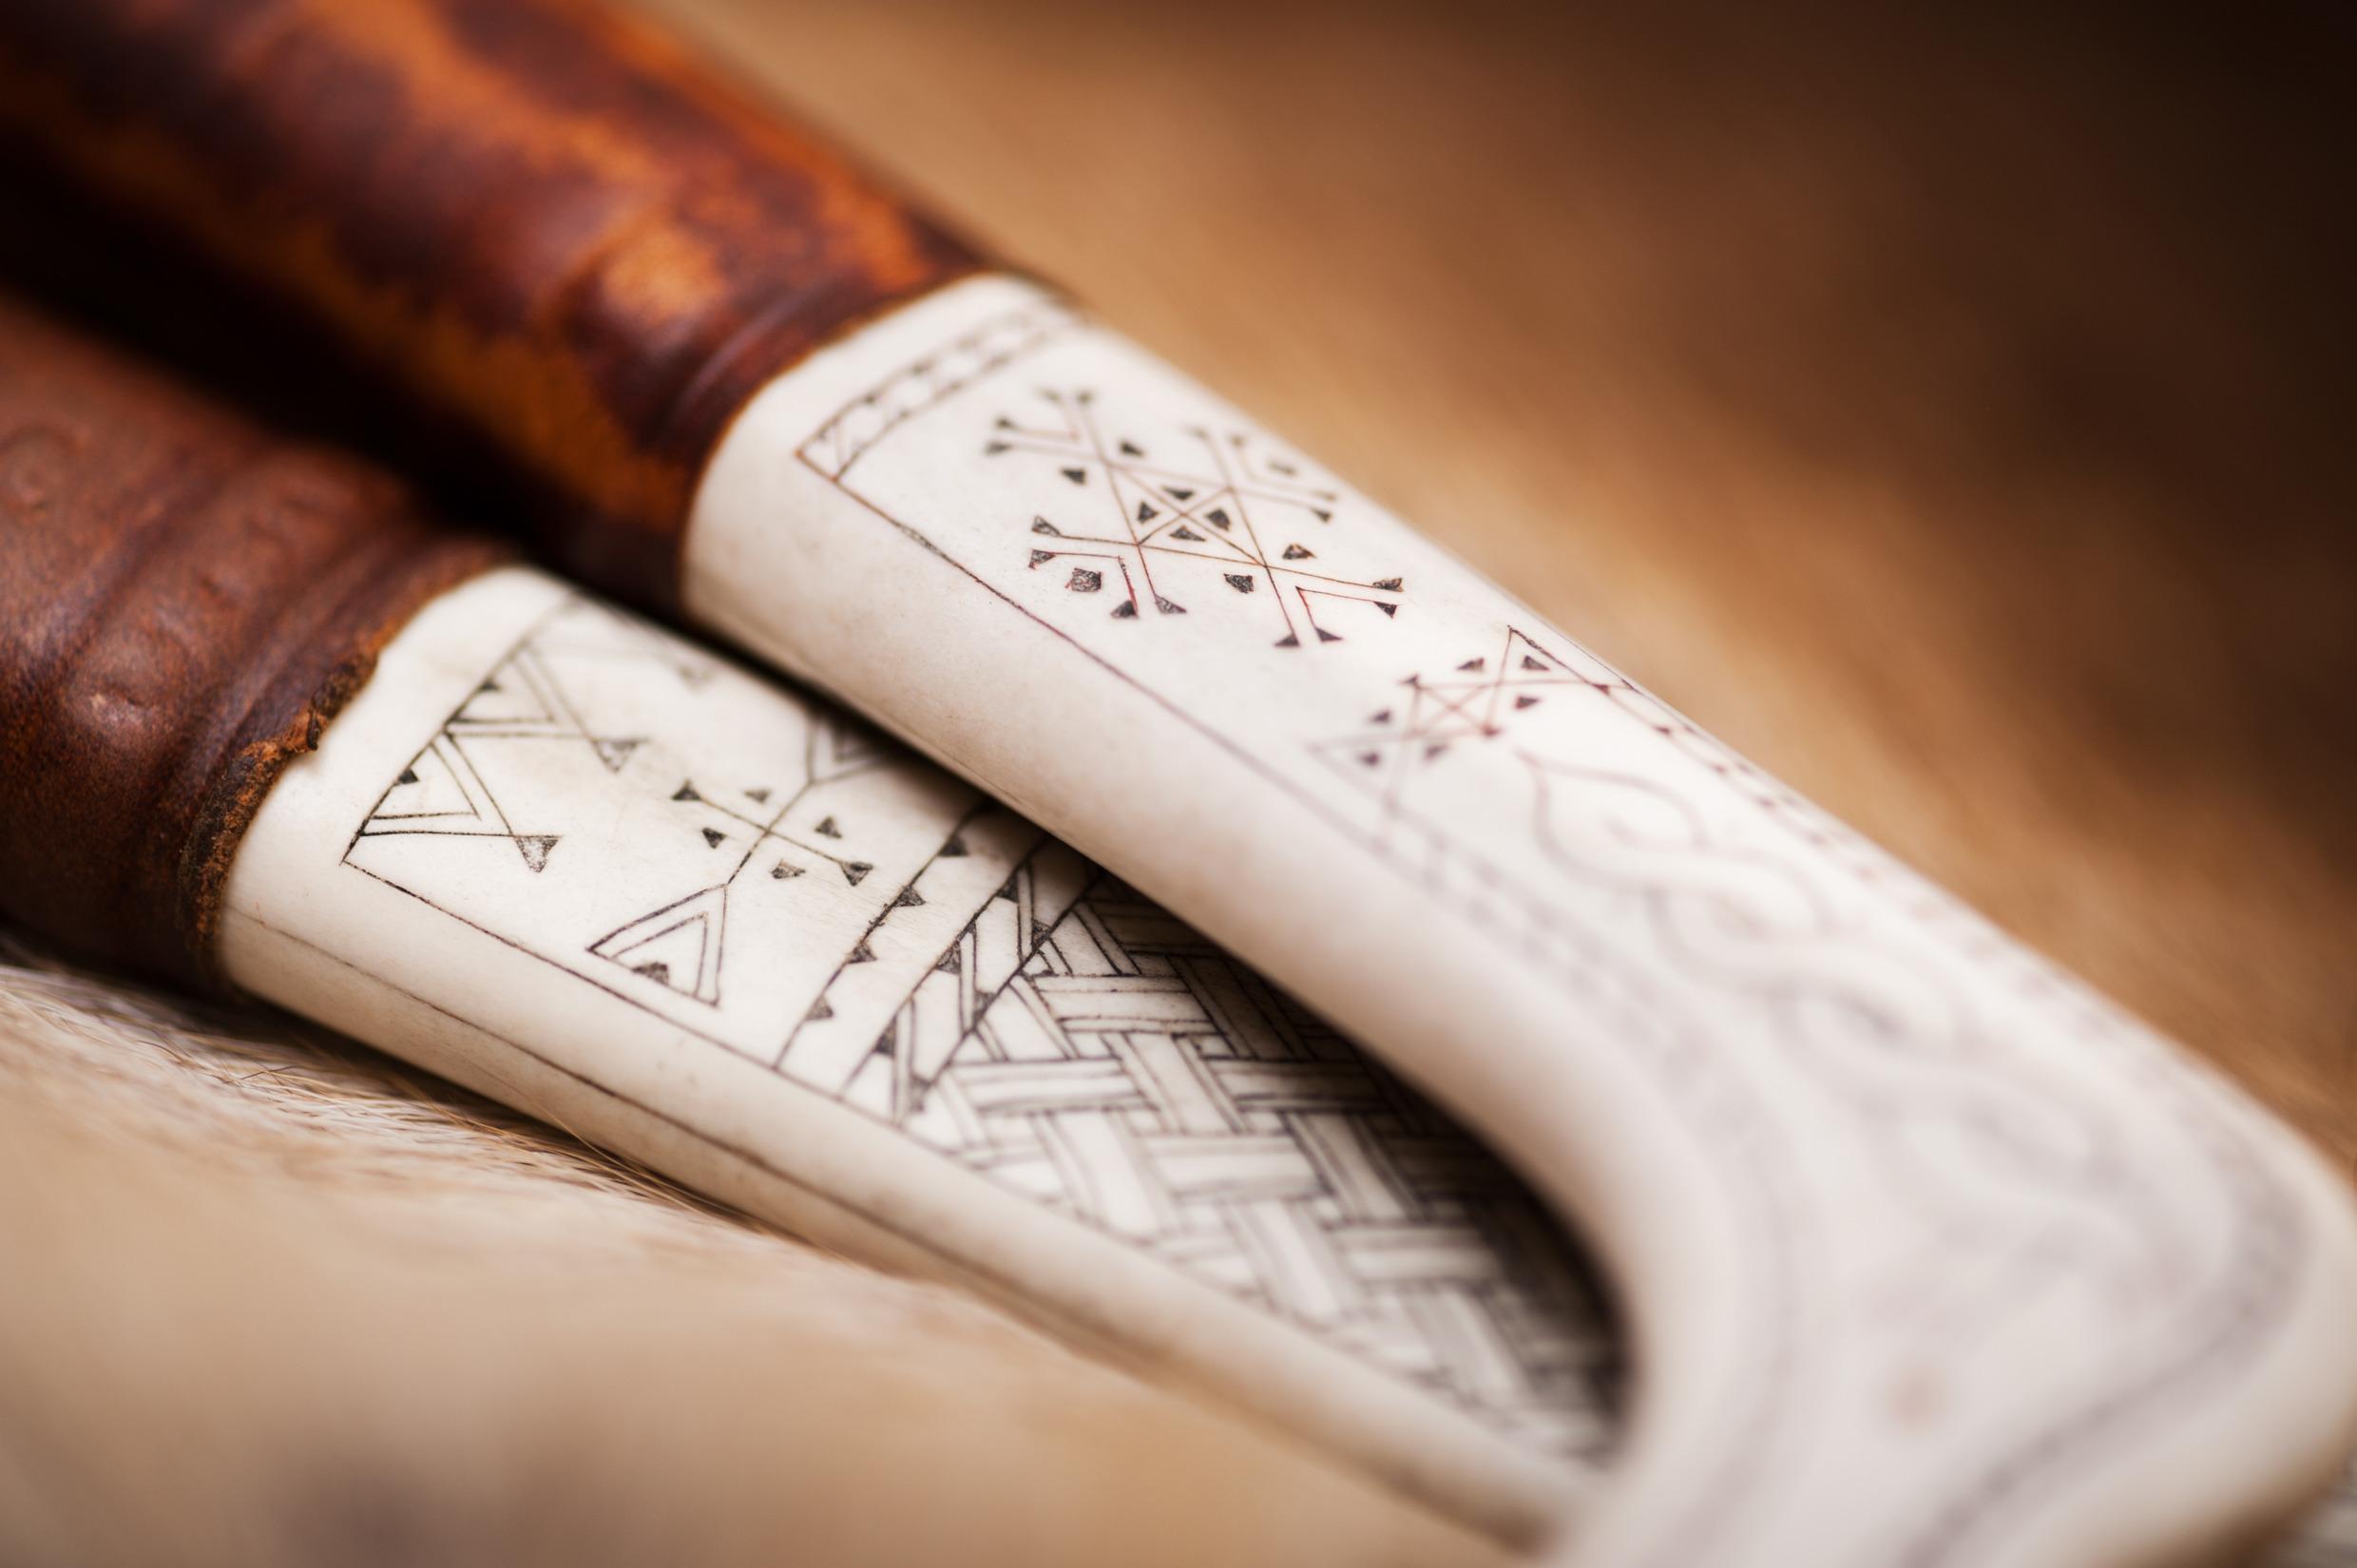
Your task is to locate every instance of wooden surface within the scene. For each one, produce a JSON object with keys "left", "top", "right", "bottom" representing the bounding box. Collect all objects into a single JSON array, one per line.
[{"left": 610, "top": 0, "right": 2357, "bottom": 1172}]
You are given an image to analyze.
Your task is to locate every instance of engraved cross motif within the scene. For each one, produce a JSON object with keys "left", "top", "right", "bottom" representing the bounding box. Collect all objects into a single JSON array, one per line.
[
  {"left": 985, "top": 387, "right": 1407, "bottom": 644},
  {"left": 1313, "top": 626, "right": 1591, "bottom": 823}
]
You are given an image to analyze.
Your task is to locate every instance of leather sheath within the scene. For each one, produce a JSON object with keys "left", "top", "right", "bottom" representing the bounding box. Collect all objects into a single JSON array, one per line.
[
  {"left": 0, "top": 293, "right": 508, "bottom": 987},
  {"left": 0, "top": 0, "right": 985, "bottom": 605}
]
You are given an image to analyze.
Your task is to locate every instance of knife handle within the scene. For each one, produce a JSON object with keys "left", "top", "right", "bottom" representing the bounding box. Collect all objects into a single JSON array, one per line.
[
  {"left": 0, "top": 290, "right": 1619, "bottom": 1542},
  {"left": 0, "top": 0, "right": 981, "bottom": 602},
  {"left": 0, "top": 293, "right": 506, "bottom": 985}
]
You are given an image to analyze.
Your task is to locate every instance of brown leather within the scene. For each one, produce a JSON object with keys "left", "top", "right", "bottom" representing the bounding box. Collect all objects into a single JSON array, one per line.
[
  {"left": 0, "top": 0, "right": 985, "bottom": 608},
  {"left": 0, "top": 293, "right": 508, "bottom": 988}
]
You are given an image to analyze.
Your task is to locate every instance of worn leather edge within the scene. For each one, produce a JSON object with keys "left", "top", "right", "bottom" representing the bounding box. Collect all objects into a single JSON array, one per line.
[
  {"left": 0, "top": 290, "right": 512, "bottom": 988},
  {"left": 175, "top": 530, "right": 508, "bottom": 988}
]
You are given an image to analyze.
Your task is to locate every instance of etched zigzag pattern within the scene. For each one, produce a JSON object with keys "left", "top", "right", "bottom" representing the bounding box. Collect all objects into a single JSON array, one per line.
[{"left": 864, "top": 866, "right": 1618, "bottom": 1456}]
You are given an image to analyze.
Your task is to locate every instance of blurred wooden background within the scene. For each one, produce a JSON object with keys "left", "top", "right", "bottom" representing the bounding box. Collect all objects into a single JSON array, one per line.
[{"left": 608, "top": 0, "right": 2357, "bottom": 1168}]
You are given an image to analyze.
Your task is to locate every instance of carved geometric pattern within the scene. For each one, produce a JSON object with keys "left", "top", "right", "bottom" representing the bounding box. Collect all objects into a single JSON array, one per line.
[
  {"left": 351, "top": 631, "right": 666, "bottom": 874},
  {"left": 349, "top": 594, "right": 1619, "bottom": 1461},
  {"left": 355, "top": 608, "right": 896, "bottom": 1020},
  {"left": 796, "top": 847, "right": 1616, "bottom": 1455},
  {"left": 980, "top": 387, "right": 1407, "bottom": 644},
  {"left": 1313, "top": 625, "right": 1581, "bottom": 814},
  {"left": 1319, "top": 623, "right": 2262, "bottom": 1311},
  {"left": 796, "top": 300, "right": 1082, "bottom": 482}
]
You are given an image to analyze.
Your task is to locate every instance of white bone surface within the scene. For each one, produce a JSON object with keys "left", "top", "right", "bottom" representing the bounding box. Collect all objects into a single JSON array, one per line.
[
  {"left": 670, "top": 274, "right": 2357, "bottom": 1568},
  {"left": 220, "top": 564, "right": 1619, "bottom": 1543}
]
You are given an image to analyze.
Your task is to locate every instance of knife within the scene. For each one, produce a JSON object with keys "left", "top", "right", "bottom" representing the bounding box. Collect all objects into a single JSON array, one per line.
[{"left": 2, "top": 4, "right": 2352, "bottom": 1564}]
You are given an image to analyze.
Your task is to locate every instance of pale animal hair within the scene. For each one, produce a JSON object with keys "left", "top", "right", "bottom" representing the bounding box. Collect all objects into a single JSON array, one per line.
[{"left": 0, "top": 932, "right": 1503, "bottom": 1568}]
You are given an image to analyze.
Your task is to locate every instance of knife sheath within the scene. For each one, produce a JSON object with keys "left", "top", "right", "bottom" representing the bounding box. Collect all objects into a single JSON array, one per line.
[
  {"left": 0, "top": 291, "right": 1619, "bottom": 1542},
  {"left": 5, "top": 5, "right": 2357, "bottom": 1566}
]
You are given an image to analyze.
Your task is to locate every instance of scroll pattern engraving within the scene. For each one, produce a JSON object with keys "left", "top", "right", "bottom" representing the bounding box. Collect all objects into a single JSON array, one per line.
[
  {"left": 1326, "top": 634, "right": 2302, "bottom": 1563},
  {"left": 344, "top": 594, "right": 1618, "bottom": 1458},
  {"left": 1325, "top": 628, "right": 2206, "bottom": 1315}
]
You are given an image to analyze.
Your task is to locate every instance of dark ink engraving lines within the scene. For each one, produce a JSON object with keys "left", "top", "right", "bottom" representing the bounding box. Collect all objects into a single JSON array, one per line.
[
  {"left": 987, "top": 388, "right": 1405, "bottom": 644},
  {"left": 343, "top": 594, "right": 1617, "bottom": 1461},
  {"left": 784, "top": 298, "right": 2309, "bottom": 1558},
  {"left": 813, "top": 849, "right": 1619, "bottom": 1456}
]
